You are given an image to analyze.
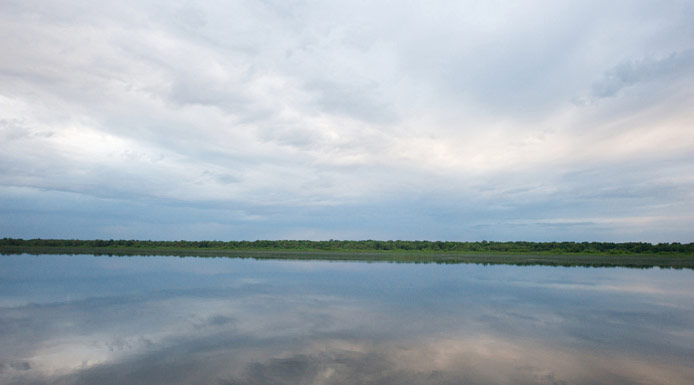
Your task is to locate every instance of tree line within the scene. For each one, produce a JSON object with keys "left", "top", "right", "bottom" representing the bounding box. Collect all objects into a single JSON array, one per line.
[{"left": 2, "top": 238, "right": 693, "bottom": 254}]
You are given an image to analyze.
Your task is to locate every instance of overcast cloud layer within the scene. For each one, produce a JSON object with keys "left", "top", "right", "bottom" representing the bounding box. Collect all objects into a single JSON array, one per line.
[{"left": 1, "top": 0, "right": 693, "bottom": 241}]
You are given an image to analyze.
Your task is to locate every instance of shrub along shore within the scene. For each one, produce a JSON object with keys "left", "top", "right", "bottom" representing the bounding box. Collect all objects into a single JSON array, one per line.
[{"left": 2, "top": 238, "right": 693, "bottom": 268}]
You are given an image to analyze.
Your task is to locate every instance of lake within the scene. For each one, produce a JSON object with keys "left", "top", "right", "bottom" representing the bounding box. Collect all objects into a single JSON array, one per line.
[{"left": 1, "top": 254, "right": 693, "bottom": 384}]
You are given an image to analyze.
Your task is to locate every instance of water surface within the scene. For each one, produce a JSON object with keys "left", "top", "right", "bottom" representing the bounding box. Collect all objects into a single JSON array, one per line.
[{"left": 1, "top": 254, "right": 693, "bottom": 384}]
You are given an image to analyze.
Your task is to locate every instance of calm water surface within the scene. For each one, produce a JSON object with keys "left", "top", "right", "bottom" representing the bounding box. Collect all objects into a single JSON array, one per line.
[{"left": 1, "top": 254, "right": 693, "bottom": 384}]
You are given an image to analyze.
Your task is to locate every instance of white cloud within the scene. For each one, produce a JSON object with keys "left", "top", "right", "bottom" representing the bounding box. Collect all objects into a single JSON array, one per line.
[{"left": 1, "top": 0, "right": 693, "bottom": 240}]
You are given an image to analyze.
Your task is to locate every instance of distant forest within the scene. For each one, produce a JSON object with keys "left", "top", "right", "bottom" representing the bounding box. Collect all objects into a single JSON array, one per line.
[{"left": 2, "top": 238, "right": 693, "bottom": 254}]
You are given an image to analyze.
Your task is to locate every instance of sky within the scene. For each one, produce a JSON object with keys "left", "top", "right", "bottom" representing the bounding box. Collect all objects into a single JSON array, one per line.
[{"left": 1, "top": 0, "right": 693, "bottom": 242}]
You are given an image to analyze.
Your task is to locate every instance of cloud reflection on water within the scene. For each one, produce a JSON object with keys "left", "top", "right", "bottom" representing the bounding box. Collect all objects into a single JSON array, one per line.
[{"left": 0, "top": 255, "right": 693, "bottom": 384}]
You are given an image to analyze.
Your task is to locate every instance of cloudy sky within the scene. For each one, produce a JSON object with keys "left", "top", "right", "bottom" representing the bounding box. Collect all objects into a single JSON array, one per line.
[{"left": 1, "top": 0, "right": 693, "bottom": 242}]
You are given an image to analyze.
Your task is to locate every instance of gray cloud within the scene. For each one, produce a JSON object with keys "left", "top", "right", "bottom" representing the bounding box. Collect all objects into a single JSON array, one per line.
[
  {"left": 304, "top": 79, "right": 398, "bottom": 124},
  {"left": 591, "top": 50, "right": 694, "bottom": 98},
  {"left": 1, "top": 0, "right": 694, "bottom": 241}
]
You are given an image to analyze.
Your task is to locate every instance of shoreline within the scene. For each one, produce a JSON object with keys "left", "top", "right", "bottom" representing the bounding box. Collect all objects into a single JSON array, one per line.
[{"left": 3, "top": 246, "right": 694, "bottom": 269}]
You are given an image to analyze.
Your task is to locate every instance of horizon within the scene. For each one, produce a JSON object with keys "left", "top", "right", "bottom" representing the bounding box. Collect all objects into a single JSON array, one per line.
[
  {"left": 5, "top": 237, "right": 693, "bottom": 246},
  {"left": 2, "top": 1, "right": 694, "bottom": 242}
]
